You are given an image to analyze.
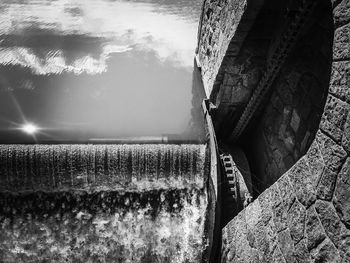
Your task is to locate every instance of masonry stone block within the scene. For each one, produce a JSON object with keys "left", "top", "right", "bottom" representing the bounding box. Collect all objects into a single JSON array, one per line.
[
  {"left": 270, "top": 182, "right": 282, "bottom": 208},
  {"left": 245, "top": 198, "right": 262, "bottom": 229},
  {"left": 333, "top": 158, "right": 350, "bottom": 228},
  {"left": 342, "top": 112, "right": 350, "bottom": 153},
  {"left": 316, "top": 131, "right": 347, "bottom": 173},
  {"left": 317, "top": 167, "right": 339, "bottom": 200},
  {"left": 333, "top": 23, "right": 350, "bottom": 60},
  {"left": 272, "top": 247, "right": 287, "bottom": 263},
  {"left": 315, "top": 200, "right": 350, "bottom": 247},
  {"left": 306, "top": 206, "right": 327, "bottom": 251},
  {"left": 277, "top": 175, "right": 296, "bottom": 210},
  {"left": 273, "top": 201, "right": 288, "bottom": 233},
  {"left": 294, "top": 239, "right": 311, "bottom": 263},
  {"left": 320, "top": 95, "right": 349, "bottom": 142},
  {"left": 333, "top": 0, "right": 350, "bottom": 27},
  {"left": 270, "top": 184, "right": 287, "bottom": 232},
  {"left": 252, "top": 221, "right": 271, "bottom": 261},
  {"left": 226, "top": 246, "right": 236, "bottom": 263},
  {"left": 258, "top": 190, "right": 273, "bottom": 224},
  {"left": 287, "top": 158, "right": 316, "bottom": 207},
  {"left": 329, "top": 61, "right": 350, "bottom": 104},
  {"left": 287, "top": 200, "right": 306, "bottom": 244},
  {"left": 277, "top": 228, "right": 295, "bottom": 263},
  {"left": 305, "top": 140, "right": 325, "bottom": 182},
  {"left": 310, "top": 238, "right": 341, "bottom": 263},
  {"left": 247, "top": 228, "right": 255, "bottom": 248}
]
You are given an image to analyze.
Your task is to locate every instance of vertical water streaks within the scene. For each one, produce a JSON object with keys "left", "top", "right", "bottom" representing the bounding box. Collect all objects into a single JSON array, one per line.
[{"left": 0, "top": 144, "right": 206, "bottom": 192}]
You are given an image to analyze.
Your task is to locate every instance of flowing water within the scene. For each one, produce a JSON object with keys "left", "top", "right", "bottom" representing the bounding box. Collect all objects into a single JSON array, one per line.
[
  {"left": 0, "top": 144, "right": 206, "bottom": 192},
  {"left": 0, "top": 144, "right": 209, "bottom": 262}
]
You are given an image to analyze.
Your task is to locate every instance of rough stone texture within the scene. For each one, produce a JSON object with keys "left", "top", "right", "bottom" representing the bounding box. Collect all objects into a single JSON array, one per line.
[
  {"left": 305, "top": 140, "right": 325, "bottom": 182},
  {"left": 343, "top": 112, "right": 350, "bottom": 153},
  {"left": 333, "top": 158, "right": 350, "bottom": 228},
  {"left": 320, "top": 94, "right": 349, "bottom": 142},
  {"left": 305, "top": 205, "right": 327, "bottom": 251},
  {"left": 287, "top": 200, "right": 306, "bottom": 244},
  {"left": 333, "top": 0, "right": 350, "bottom": 27},
  {"left": 329, "top": 61, "right": 350, "bottom": 104},
  {"left": 272, "top": 247, "right": 287, "bottom": 263},
  {"left": 333, "top": 23, "right": 350, "bottom": 60},
  {"left": 196, "top": 0, "right": 249, "bottom": 97},
  {"left": 294, "top": 239, "right": 311, "bottom": 263},
  {"left": 310, "top": 238, "right": 341, "bottom": 263},
  {"left": 277, "top": 228, "right": 295, "bottom": 263},
  {"left": 287, "top": 157, "right": 317, "bottom": 207},
  {"left": 197, "top": 0, "right": 350, "bottom": 261},
  {"left": 315, "top": 131, "right": 347, "bottom": 174},
  {"left": 315, "top": 200, "right": 350, "bottom": 260},
  {"left": 317, "top": 167, "right": 339, "bottom": 201}
]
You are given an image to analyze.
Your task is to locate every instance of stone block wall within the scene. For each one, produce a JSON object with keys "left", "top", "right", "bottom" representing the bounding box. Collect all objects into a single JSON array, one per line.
[
  {"left": 245, "top": 1, "right": 334, "bottom": 193},
  {"left": 220, "top": 0, "right": 350, "bottom": 261},
  {"left": 196, "top": 0, "right": 263, "bottom": 97}
]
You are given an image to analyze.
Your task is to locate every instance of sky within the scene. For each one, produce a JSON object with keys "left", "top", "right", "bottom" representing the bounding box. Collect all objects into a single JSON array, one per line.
[{"left": 0, "top": 0, "right": 204, "bottom": 143}]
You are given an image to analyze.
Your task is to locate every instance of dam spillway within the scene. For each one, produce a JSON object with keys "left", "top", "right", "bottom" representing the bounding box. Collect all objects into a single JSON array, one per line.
[
  {"left": 0, "top": 144, "right": 209, "bottom": 262},
  {"left": 0, "top": 144, "right": 207, "bottom": 193}
]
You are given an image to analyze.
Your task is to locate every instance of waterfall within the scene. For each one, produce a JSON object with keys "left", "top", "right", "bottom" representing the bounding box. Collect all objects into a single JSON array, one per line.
[
  {"left": 0, "top": 144, "right": 209, "bottom": 263},
  {"left": 0, "top": 144, "right": 206, "bottom": 192}
]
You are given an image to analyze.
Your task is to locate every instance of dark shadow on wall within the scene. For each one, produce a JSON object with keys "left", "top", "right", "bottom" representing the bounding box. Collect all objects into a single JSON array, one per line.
[{"left": 241, "top": 0, "right": 334, "bottom": 196}]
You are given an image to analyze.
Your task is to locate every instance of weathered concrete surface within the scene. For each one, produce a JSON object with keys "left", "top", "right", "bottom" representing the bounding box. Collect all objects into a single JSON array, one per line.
[{"left": 197, "top": 0, "right": 350, "bottom": 261}]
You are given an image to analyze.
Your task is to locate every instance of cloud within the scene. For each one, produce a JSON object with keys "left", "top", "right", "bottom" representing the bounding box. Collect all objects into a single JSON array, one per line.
[
  {"left": 0, "top": 0, "right": 198, "bottom": 72},
  {"left": 0, "top": 44, "right": 132, "bottom": 75}
]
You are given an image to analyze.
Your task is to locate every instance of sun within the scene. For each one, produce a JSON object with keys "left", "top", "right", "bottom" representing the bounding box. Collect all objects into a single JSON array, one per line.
[{"left": 21, "top": 123, "right": 39, "bottom": 134}]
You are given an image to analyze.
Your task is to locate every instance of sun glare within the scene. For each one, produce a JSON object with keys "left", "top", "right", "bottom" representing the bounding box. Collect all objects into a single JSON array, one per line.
[{"left": 21, "top": 123, "right": 39, "bottom": 134}]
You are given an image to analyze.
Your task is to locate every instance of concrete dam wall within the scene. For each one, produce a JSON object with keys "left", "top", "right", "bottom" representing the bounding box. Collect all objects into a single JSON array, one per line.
[{"left": 196, "top": 0, "right": 350, "bottom": 262}]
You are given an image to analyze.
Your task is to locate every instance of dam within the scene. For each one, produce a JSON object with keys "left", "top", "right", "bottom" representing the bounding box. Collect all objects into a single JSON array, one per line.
[{"left": 1, "top": 0, "right": 350, "bottom": 262}]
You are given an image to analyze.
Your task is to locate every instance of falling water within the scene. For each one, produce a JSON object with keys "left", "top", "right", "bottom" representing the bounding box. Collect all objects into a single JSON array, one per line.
[
  {"left": 0, "top": 144, "right": 206, "bottom": 192},
  {"left": 0, "top": 144, "right": 209, "bottom": 262}
]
